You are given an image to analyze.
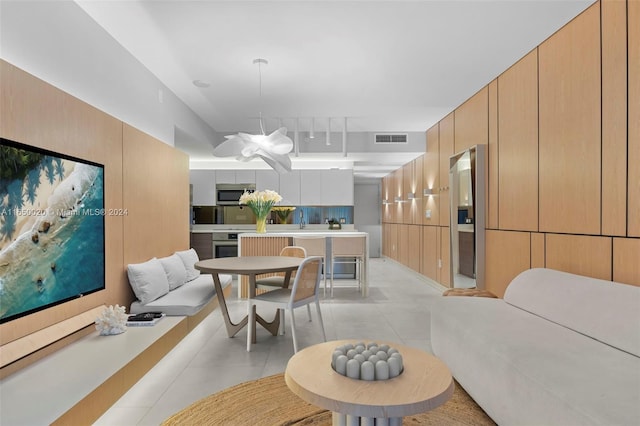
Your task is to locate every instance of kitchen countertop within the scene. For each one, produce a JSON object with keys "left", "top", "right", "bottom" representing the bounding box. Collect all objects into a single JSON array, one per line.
[{"left": 239, "top": 231, "right": 366, "bottom": 237}]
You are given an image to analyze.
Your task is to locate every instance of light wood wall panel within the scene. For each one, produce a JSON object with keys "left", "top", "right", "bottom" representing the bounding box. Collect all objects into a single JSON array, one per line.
[
  {"left": 123, "top": 125, "right": 190, "bottom": 271},
  {"left": 439, "top": 227, "right": 451, "bottom": 287},
  {"left": 545, "top": 233, "right": 612, "bottom": 281},
  {"left": 387, "top": 223, "right": 398, "bottom": 260},
  {"left": 613, "top": 238, "right": 640, "bottom": 286},
  {"left": 498, "top": 49, "right": 539, "bottom": 232},
  {"left": 601, "top": 0, "right": 628, "bottom": 236},
  {"left": 398, "top": 224, "right": 409, "bottom": 266},
  {"left": 488, "top": 79, "right": 499, "bottom": 229},
  {"left": 393, "top": 168, "right": 404, "bottom": 223},
  {"left": 421, "top": 226, "right": 438, "bottom": 281},
  {"left": 410, "top": 156, "right": 424, "bottom": 225},
  {"left": 0, "top": 60, "right": 124, "bottom": 345},
  {"left": 407, "top": 225, "right": 422, "bottom": 272},
  {"left": 382, "top": 175, "right": 393, "bottom": 224},
  {"left": 402, "top": 162, "right": 413, "bottom": 224},
  {"left": 423, "top": 125, "right": 439, "bottom": 225},
  {"left": 531, "top": 233, "right": 545, "bottom": 268},
  {"left": 439, "top": 113, "right": 454, "bottom": 227},
  {"left": 629, "top": 0, "right": 640, "bottom": 237},
  {"left": 454, "top": 87, "right": 489, "bottom": 154},
  {"left": 485, "top": 230, "right": 531, "bottom": 297},
  {"left": 538, "top": 3, "right": 602, "bottom": 235}
]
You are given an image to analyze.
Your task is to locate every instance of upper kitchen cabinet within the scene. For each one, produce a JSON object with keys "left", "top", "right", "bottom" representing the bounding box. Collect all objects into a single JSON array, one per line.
[
  {"left": 299, "top": 169, "right": 354, "bottom": 206},
  {"left": 300, "top": 170, "right": 322, "bottom": 205},
  {"left": 190, "top": 170, "right": 216, "bottom": 205},
  {"left": 280, "top": 170, "right": 301, "bottom": 205},
  {"left": 321, "top": 169, "right": 354, "bottom": 205},
  {"left": 216, "top": 170, "right": 256, "bottom": 185},
  {"left": 255, "top": 169, "right": 280, "bottom": 192},
  {"left": 539, "top": 2, "right": 601, "bottom": 235}
]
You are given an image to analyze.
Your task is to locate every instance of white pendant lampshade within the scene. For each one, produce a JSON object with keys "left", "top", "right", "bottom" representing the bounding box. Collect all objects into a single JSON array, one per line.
[{"left": 213, "top": 58, "right": 293, "bottom": 173}]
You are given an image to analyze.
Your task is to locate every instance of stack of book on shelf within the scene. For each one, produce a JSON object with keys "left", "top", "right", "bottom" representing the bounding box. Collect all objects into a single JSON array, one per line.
[{"left": 126, "top": 312, "right": 165, "bottom": 327}]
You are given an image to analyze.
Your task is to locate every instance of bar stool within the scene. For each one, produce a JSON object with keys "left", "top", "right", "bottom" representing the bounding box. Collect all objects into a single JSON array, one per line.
[
  {"left": 330, "top": 235, "right": 366, "bottom": 297},
  {"left": 293, "top": 236, "right": 328, "bottom": 296}
]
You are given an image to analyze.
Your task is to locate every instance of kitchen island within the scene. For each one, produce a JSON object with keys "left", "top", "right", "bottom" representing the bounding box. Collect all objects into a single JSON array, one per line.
[{"left": 238, "top": 231, "right": 369, "bottom": 297}]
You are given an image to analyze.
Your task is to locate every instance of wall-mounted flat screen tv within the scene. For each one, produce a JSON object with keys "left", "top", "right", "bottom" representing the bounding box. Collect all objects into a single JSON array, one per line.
[{"left": 0, "top": 138, "right": 105, "bottom": 323}]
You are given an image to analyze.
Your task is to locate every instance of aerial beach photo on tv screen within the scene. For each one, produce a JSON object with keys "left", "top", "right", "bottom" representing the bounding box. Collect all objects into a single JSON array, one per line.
[{"left": 0, "top": 138, "right": 105, "bottom": 323}]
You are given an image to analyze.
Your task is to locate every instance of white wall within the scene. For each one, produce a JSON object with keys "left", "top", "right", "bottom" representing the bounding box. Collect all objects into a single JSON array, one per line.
[{"left": 0, "top": 0, "right": 216, "bottom": 148}]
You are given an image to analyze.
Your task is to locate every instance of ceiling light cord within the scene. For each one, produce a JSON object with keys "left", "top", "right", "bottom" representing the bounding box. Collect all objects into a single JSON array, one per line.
[{"left": 254, "top": 58, "right": 268, "bottom": 135}]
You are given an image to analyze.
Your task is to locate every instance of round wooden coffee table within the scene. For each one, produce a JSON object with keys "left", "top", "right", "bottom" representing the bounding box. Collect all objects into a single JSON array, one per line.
[{"left": 285, "top": 340, "right": 454, "bottom": 425}]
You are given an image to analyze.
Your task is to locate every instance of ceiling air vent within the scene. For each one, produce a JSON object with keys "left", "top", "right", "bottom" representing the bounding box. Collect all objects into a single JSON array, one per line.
[{"left": 374, "top": 133, "right": 408, "bottom": 144}]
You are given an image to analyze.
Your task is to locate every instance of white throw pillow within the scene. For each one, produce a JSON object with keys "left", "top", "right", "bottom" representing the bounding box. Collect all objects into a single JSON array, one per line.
[
  {"left": 159, "top": 253, "right": 188, "bottom": 290},
  {"left": 127, "top": 258, "right": 170, "bottom": 304},
  {"left": 175, "top": 248, "right": 201, "bottom": 282}
]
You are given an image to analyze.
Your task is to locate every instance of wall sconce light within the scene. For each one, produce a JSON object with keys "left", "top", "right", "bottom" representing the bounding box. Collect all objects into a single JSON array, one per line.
[
  {"left": 407, "top": 192, "right": 415, "bottom": 200},
  {"left": 423, "top": 188, "right": 436, "bottom": 196},
  {"left": 382, "top": 199, "right": 390, "bottom": 205},
  {"left": 394, "top": 196, "right": 402, "bottom": 203}
]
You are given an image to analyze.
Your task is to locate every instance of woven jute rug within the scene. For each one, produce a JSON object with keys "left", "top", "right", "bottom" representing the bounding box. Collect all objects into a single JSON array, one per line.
[{"left": 163, "top": 373, "right": 495, "bottom": 426}]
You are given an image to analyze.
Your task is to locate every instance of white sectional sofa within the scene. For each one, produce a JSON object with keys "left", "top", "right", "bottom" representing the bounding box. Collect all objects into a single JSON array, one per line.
[
  {"left": 127, "top": 248, "right": 231, "bottom": 316},
  {"left": 431, "top": 268, "right": 640, "bottom": 425}
]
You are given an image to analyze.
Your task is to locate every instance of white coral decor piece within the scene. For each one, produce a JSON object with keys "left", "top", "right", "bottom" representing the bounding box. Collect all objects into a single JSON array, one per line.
[{"left": 95, "top": 304, "right": 128, "bottom": 335}]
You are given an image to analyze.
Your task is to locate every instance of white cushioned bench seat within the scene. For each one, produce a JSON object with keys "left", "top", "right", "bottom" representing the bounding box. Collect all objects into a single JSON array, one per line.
[
  {"left": 130, "top": 273, "right": 232, "bottom": 316},
  {"left": 128, "top": 249, "right": 233, "bottom": 317}
]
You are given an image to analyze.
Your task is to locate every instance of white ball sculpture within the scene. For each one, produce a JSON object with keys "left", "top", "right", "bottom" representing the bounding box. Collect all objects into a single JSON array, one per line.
[{"left": 331, "top": 342, "right": 404, "bottom": 381}]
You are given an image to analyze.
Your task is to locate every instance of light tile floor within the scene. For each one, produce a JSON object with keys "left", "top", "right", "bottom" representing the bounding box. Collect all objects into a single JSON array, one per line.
[{"left": 95, "top": 258, "right": 444, "bottom": 426}]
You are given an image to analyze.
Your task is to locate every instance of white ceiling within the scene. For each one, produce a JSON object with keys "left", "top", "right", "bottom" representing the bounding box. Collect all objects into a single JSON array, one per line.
[{"left": 77, "top": 0, "right": 593, "bottom": 177}]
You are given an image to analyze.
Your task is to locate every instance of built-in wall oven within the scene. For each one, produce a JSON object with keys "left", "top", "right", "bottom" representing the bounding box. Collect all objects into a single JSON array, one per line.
[{"left": 212, "top": 232, "right": 239, "bottom": 258}]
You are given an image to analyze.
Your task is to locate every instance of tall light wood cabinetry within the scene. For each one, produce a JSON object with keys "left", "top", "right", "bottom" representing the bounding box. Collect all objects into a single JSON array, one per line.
[
  {"left": 424, "top": 125, "right": 439, "bottom": 225},
  {"left": 629, "top": 0, "right": 640, "bottom": 237},
  {"left": 382, "top": 0, "right": 640, "bottom": 293},
  {"left": 497, "top": 49, "right": 539, "bottom": 231},
  {"left": 601, "top": 0, "right": 628, "bottom": 237},
  {"left": 454, "top": 87, "right": 488, "bottom": 154},
  {"left": 539, "top": 3, "right": 601, "bottom": 235}
]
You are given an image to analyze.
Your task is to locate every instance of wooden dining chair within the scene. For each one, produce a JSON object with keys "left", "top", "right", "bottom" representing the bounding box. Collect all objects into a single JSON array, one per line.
[
  {"left": 247, "top": 256, "right": 326, "bottom": 353},
  {"left": 255, "top": 246, "right": 307, "bottom": 291},
  {"left": 293, "top": 236, "right": 328, "bottom": 295}
]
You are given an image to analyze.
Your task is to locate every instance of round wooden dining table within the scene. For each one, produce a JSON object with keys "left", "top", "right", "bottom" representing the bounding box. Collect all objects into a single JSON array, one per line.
[{"left": 195, "top": 256, "right": 304, "bottom": 342}]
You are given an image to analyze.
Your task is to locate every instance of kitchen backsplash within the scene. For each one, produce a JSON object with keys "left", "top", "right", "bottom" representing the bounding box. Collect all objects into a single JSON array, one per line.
[{"left": 192, "top": 205, "right": 353, "bottom": 225}]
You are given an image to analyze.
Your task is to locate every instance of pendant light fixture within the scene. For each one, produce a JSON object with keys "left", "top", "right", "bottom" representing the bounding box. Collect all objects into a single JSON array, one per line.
[{"left": 213, "top": 58, "right": 293, "bottom": 173}]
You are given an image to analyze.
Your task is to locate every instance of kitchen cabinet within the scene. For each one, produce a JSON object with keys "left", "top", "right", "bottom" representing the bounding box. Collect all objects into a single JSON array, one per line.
[
  {"left": 215, "top": 170, "right": 235, "bottom": 184},
  {"left": 255, "top": 170, "right": 280, "bottom": 192},
  {"left": 321, "top": 169, "right": 354, "bottom": 205},
  {"left": 215, "top": 170, "right": 256, "bottom": 185},
  {"left": 280, "top": 170, "right": 301, "bottom": 205},
  {"left": 300, "top": 170, "right": 322, "bottom": 205},
  {"left": 235, "top": 170, "right": 256, "bottom": 185},
  {"left": 190, "top": 232, "right": 213, "bottom": 260},
  {"left": 190, "top": 170, "right": 216, "bottom": 205}
]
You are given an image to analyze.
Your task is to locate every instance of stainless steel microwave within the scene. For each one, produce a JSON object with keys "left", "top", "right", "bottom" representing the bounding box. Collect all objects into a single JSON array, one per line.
[{"left": 216, "top": 183, "right": 255, "bottom": 205}]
